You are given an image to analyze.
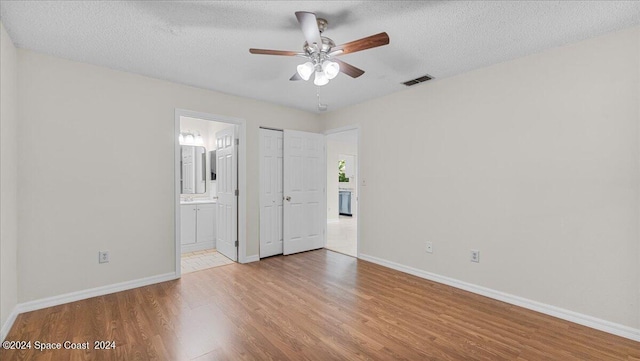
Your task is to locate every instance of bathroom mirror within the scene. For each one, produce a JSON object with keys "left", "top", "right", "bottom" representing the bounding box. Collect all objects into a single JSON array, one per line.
[{"left": 181, "top": 145, "right": 206, "bottom": 194}]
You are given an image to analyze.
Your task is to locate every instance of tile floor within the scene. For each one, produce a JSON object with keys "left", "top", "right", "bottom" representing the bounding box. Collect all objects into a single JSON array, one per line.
[
  {"left": 326, "top": 215, "right": 357, "bottom": 257},
  {"left": 181, "top": 249, "right": 234, "bottom": 274}
]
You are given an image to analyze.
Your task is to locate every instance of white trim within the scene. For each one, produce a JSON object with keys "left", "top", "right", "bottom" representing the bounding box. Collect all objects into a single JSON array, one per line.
[
  {"left": 1, "top": 272, "right": 177, "bottom": 340},
  {"left": 324, "top": 124, "right": 361, "bottom": 136},
  {"left": 358, "top": 253, "right": 640, "bottom": 342},
  {"left": 243, "top": 255, "right": 260, "bottom": 263},
  {"left": 174, "top": 109, "right": 248, "bottom": 266},
  {"left": 1, "top": 306, "right": 19, "bottom": 342},
  {"left": 17, "top": 272, "right": 177, "bottom": 315},
  {"left": 237, "top": 119, "right": 248, "bottom": 264},
  {"left": 323, "top": 136, "right": 327, "bottom": 248},
  {"left": 174, "top": 113, "right": 182, "bottom": 278}
]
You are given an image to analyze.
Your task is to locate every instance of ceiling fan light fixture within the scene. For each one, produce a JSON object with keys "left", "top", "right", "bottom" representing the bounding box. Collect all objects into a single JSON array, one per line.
[
  {"left": 314, "top": 70, "right": 329, "bottom": 86},
  {"left": 322, "top": 60, "right": 340, "bottom": 80},
  {"left": 297, "top": 62, "right": 314, "bottom": 81}
]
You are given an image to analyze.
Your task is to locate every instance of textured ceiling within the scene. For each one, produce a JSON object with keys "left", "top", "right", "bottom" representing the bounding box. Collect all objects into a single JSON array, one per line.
[{"left": 1, "top": 1, "right": 639, "bottom": 113}]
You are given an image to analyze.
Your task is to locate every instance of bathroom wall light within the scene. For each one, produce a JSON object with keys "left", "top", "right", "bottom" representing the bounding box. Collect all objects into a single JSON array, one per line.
[
  {"left": 194, "top": 132, "right": 204, "bottom": 146},
  {"left": 180, "top": 131, "right": 206, "bottom": 146}
]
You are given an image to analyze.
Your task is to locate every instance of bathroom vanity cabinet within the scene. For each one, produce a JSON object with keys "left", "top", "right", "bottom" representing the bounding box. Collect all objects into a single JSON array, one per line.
[{"left": 180, "top": 200, "right": 216, "bottom": 253}]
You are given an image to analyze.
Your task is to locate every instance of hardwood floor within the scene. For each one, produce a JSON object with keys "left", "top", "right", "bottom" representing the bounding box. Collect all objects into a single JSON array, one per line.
[{"left": 2, "top": 249, "right": 638, "bottom": 360}]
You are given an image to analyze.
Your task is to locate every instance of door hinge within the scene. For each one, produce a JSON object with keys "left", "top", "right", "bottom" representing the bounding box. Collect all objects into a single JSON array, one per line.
[
  {"left": 234, "top": 240, "right": 238, "bottom": 247},
  {"left": 235, "top": 189, "right": 239, "bottom": 196},
  {"left": 235, "top": 139, "right": 239, "bottom": 145}
]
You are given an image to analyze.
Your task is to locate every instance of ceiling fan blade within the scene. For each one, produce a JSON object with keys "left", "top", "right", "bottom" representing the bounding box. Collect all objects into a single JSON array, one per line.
[
  {"left": 333, "top": 59, "right": 365, "bottom": 78},
  {"left": 290, "top": 73, "right": 303, "bottom": 81},
  {"left": 333, "top": 32, "right": 390, "bottom": 55},
  {"left": 295, "top": 11, "right": 322, "bottom": 49},
  {"left": 249, "top": 48, "right": 300, "bottom": 56}
]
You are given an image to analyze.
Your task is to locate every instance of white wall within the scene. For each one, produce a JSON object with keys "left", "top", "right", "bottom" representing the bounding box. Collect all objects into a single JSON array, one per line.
[
  {"left": 0, "top": 22, "right": 19, "bottom": 338},
  {"left": 322, "top": 26, "right": 640, "bottom": 329},
  {"left": 17, "top": 50, "right": 321, "bottom": 303}
]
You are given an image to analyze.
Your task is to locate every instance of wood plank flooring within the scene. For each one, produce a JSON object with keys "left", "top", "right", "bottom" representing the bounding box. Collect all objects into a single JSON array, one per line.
[{"left": 1, "top": 249, "right": 638, "bottom": 360}]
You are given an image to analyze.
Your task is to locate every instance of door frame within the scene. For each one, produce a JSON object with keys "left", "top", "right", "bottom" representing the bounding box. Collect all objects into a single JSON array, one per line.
[
  {"left": 174, "top": 108, "right": 248, "bottom": 278},
  {"left": 324, "top": 125, "right": 360, "bottom": 258}
]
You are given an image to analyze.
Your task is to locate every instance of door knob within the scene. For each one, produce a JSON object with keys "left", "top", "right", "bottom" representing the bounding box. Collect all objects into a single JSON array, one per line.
[{"left": 285, "top": 196, "right": 291, "bottom": 201}]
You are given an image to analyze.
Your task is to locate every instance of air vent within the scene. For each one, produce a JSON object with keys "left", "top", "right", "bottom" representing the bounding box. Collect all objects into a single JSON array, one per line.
[{"left": 402, "top": 74, "right": 433, "bottom": 86}]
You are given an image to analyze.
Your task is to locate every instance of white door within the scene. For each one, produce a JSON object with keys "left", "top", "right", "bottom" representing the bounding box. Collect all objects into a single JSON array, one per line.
[
  {"left": 215, "top": 126, "right": 238, "bottom": 261},
  {"left": 259, "top": 129, "right": 284, "bottom": 258},
  {"left": 283, "top": 130, "right": 325, "bottom": 255}
]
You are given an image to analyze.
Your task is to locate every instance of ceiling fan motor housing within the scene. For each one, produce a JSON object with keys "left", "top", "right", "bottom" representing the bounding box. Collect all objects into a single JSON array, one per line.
[
  {"left": 316, "top": 18, "right": 328, "bottom": 33},
  {"left": 303, "top": 36, "right": 336, "bottom": 55}
]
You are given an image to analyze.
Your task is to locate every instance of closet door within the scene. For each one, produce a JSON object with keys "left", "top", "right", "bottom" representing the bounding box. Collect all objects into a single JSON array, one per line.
[
  {"left": 259, "top": 129, "right": 284, "bottom": 258},
  {"left": 283, "top": 130, "right": 325, "bottom": 255}
]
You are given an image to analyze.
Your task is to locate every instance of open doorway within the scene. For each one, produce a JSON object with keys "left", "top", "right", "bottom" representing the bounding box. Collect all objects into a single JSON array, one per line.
[
  {"left": 325, "top": 128, "right": 358, "bottom": 257},
  {"left": 174, "top": 109, "right": 247, "bottom": 276}
]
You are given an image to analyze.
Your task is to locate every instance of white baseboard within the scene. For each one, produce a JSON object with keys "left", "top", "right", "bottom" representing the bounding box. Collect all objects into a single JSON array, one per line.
[
  {"left": 241, "top": 254, "right": 260, "bottom": 264},
  {"left": 1, "top": 306, "right": 20, "bottom": 342},
  {"left": 2, "top": 272, "right": 177, "bottom": 341},
  {"left": 16, "top": 272, "right": 177, "bottom": 316},
  {"left": 358, "top": 253, "right": 640, "bottom": 342},
  {"left": 181, "top": 241, "right": 215, "bottom": 254}
]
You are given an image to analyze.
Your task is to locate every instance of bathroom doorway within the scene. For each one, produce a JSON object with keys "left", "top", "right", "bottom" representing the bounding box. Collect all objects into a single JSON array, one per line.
[{"left": 174, "top": 109, "right": 247, "bottom": 276}]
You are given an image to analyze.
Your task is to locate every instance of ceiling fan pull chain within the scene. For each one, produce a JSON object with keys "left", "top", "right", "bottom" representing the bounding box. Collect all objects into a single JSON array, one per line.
[{"left": 317, "top": 88, "right": 328, "bottom": 112}]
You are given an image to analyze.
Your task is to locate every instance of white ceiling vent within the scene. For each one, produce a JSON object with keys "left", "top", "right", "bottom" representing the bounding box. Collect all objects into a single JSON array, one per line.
[{"left": 402, "top": 75, "right": 433, "bottom": 86}]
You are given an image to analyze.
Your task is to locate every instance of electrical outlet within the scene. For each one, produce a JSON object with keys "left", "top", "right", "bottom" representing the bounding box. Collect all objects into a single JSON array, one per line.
[
  {"left": 425, "top": 241, "right": 433, "bottom": 253},
  {"left": 470, "top": 250, "right": 480, "bottom": 263},
  {"left": 99, "top": 251, "right": 110, "bottom": 264}
]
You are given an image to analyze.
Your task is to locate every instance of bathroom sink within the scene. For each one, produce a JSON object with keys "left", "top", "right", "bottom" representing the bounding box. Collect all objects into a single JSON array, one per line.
[{"left": 180, "top": 199, "right": 217, "bottom": 205}]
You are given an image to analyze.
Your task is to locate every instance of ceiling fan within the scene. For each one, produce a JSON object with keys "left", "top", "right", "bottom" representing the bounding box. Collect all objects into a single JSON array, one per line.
[{"left": 249, "top": 11, "right": 389, "bottom": 86}]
